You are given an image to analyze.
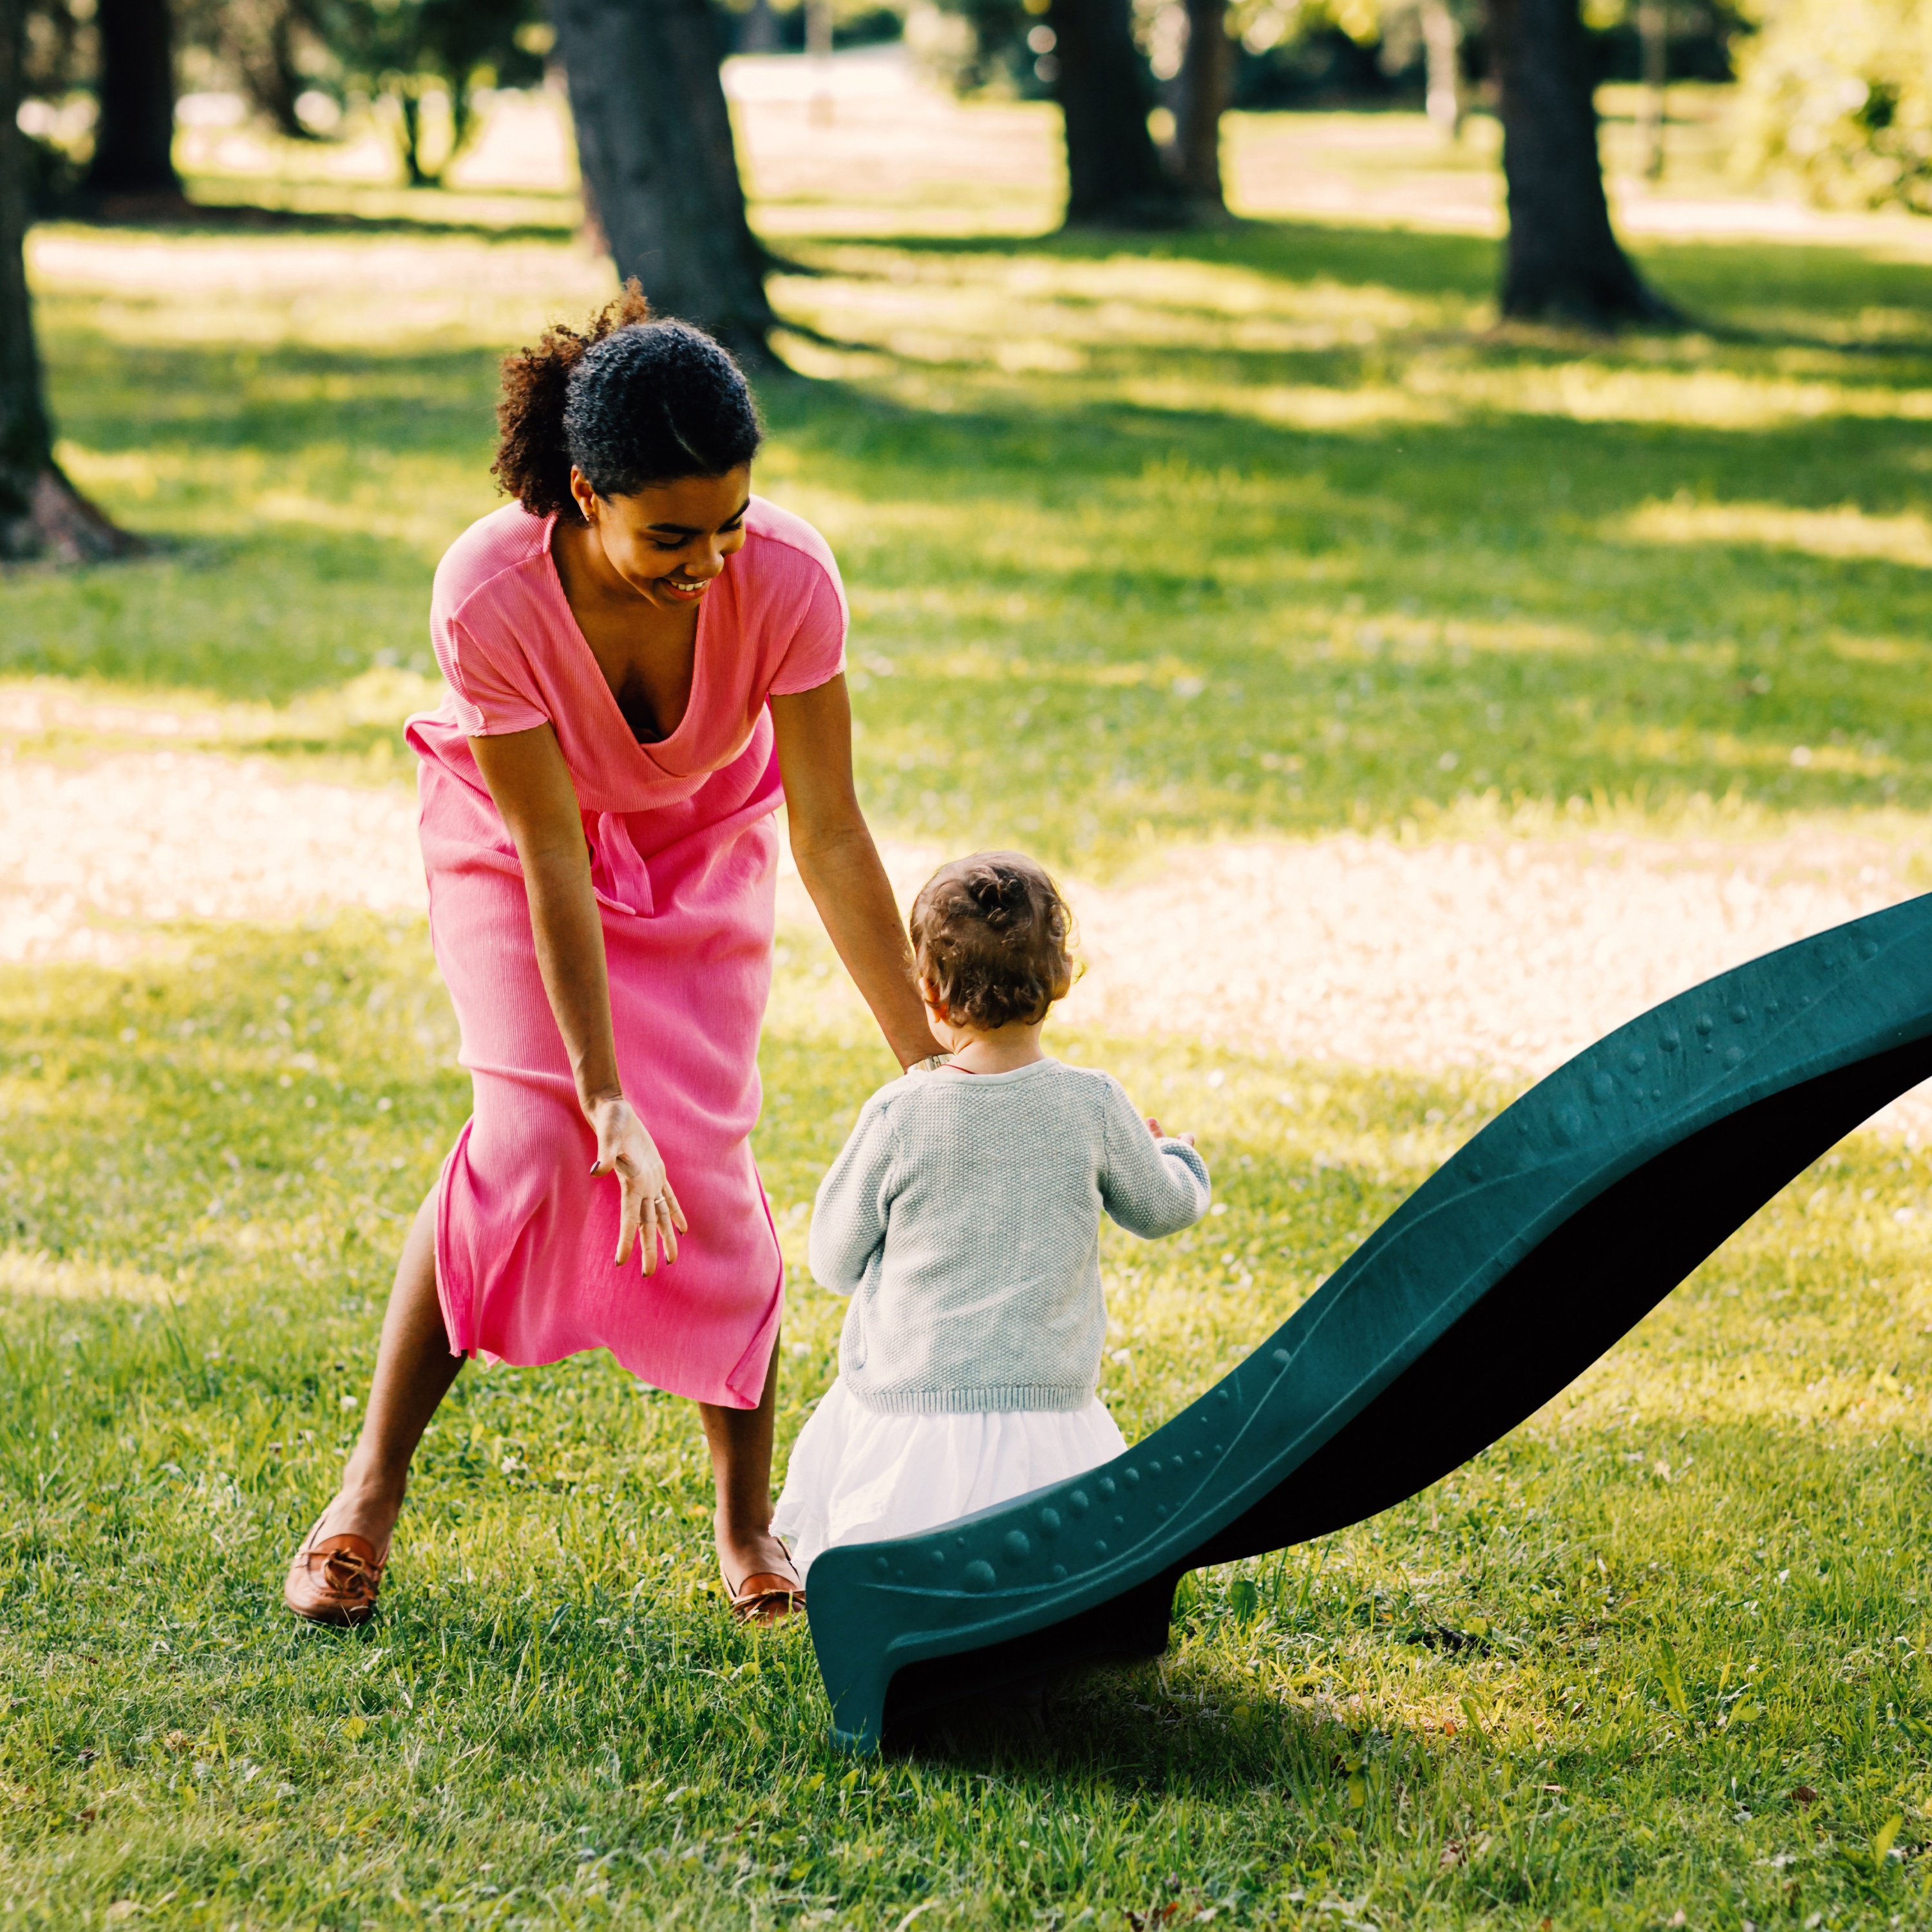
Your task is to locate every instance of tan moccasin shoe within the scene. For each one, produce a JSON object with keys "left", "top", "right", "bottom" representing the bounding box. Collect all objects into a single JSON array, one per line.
[
  {"left": 722, "top": 1537, "right": 805, "bottom": 1626},
  {"left": 284, "top": 1513, "right": 388, "bottom": 1626}
]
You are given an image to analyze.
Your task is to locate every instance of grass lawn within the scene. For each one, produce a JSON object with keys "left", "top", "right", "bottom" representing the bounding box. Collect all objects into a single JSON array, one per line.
[{"left": 6, "top": 84, "right": 1932, "bottom": 1929}]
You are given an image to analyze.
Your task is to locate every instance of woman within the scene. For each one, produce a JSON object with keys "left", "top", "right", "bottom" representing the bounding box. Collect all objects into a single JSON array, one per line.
[{"left": 283, "top": 288, "right": 941, "bottom": 1627}]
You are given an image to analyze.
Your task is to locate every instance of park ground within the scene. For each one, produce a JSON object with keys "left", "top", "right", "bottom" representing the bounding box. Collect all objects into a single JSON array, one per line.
[{"left": 6, "top": 54, "right": 1932, "bottom": 1930}]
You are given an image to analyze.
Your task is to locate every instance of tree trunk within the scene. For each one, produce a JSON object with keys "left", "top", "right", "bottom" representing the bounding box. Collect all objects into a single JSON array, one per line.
[
  {"left": 1488, "top": 0, "right": 1676, "bottom": 325},
  {"left": 547, "top": 0, "right": 774, "bottom": 364},
  {"left": 230, "top": 0, "right": 315, "bottom": 142},
  {"left": 394, "top": 87, "right": 433, "bottom": 187},
  {"left": 1636, "top": 0, "right": 1667, "bottom": 180},
  {"left": 1049, "top": 0, "right": 1186, "bottom": 227},
  {"left": 84, "top": 0, "right": 181, "bottom": 198},
  {"left": 1, "top": 0, "right": 135, "bottom": 559},
  {"left": 1170, "top": 0, "right": 1230, "bottom": 214}
]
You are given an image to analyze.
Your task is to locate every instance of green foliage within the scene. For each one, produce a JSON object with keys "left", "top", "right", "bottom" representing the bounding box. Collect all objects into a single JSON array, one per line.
[
  {"left": 310, "top": 0, "right": 548, "bottom": 185},
  {"left": 7, "top": 919, "right": 1932, "bottom": 1925},
  {"left": 1734, "top": 0, "right": 1932, "bottom": 213}
]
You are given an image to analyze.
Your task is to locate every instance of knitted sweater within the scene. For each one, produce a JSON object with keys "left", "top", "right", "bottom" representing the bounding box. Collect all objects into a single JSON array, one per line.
[{"left": 807, "top": 1059, "right": 1213, "bottom": 1414}]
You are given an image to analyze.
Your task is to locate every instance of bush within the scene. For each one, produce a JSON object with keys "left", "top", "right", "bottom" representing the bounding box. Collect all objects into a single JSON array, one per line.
[{"left": 1734, "top": 0, "right": 1932, "bottom": 213}]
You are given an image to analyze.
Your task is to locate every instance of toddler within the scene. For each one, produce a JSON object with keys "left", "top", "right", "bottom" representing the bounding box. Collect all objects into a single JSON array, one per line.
[{"left": 772, "top": 851, "right": 1212, "bottom": 1577}]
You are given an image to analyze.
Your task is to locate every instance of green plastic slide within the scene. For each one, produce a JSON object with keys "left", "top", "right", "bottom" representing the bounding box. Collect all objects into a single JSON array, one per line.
[{"left": 806, "top": 895, "right": 1932, "bottom": 1752}]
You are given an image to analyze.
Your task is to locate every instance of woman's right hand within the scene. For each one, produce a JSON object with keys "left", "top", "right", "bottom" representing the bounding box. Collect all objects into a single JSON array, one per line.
[{"left": 588, "top": 1095, "right": 689, "bottom": 1273}]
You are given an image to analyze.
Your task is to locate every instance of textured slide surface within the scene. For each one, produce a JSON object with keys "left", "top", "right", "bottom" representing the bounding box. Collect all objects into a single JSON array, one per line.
[{"left": 806, "top": 895, "right": 1932, "bottom": 1752}]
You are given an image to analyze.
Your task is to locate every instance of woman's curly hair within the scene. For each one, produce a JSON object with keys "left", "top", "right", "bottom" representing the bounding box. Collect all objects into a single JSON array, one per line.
[
  {"left": 491, "top": 282, "right": 763, "bottom": 519},
  {"left": 910, "top": 852, "right": 1078, "bottom": 1034}
]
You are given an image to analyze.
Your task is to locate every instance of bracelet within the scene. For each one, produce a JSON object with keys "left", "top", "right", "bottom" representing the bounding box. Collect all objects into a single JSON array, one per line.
[{"left": 911, "top": 1052, "right": 953, "bottom": 1075}]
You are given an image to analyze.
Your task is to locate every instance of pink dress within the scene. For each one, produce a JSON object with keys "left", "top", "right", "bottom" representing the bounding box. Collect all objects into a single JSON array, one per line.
[{"left": 404, "top": 497, "right": 847, "bottom": 1409}]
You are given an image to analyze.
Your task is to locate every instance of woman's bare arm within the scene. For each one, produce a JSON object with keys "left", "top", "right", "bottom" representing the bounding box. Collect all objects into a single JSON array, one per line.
[
  {"left": 770, "top": 677, "right": 945, "bottom": 1070},
  {"left": 468, "top": 724, "right": 687, "bottom": 1270}
]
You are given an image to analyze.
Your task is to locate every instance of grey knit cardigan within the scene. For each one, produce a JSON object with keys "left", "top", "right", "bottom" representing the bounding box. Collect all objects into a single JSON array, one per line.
[{"left": 806, "top": 1059, "right": 1213, "bottom": 1414}]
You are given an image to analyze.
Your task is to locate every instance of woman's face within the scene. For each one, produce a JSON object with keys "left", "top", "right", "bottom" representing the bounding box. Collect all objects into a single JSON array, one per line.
[{"left": 572, "top": 464, "right": 752, "bottom": 612}]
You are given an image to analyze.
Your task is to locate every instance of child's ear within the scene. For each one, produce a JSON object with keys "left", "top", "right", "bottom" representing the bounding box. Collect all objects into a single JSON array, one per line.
[{"left": 918, "top": 975, "right": 945, "bottom": 1018}]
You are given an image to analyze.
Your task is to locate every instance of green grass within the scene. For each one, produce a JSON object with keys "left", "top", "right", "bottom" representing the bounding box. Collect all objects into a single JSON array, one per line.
[
  {"left": 10, "top": 97, "right": 1932, "bottom": 1928},
  {"left": 8, "top": 920, "right": 1932, "bottom": 1927},
  {"left": 12, "top": 207, "right": 1932, "bottom": 866}
]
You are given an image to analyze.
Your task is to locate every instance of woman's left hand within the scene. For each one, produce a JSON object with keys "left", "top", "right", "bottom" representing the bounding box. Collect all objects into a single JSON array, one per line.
[{"left": 589, "top": 1095, "right": 690, "bottom": 1273}]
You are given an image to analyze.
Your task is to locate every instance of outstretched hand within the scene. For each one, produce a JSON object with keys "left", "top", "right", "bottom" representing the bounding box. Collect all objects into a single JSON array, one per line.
[
  {"left": 1146, "top": 1117, "right": 1198, "bottom": 1147},
  {"left": 589, "top": 1096, "right": 689, "bottom": 1272}
]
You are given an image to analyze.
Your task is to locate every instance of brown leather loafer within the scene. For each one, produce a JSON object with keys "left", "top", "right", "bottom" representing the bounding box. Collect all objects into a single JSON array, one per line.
[
  {"left": 725, "top": 1570, "right": 806, "bottom": 1625},
  {"left": 722, "top": 1539, "right": 806, "bottom": 1626},
  {"left": 284, "top": 1514, "right": 388, "bottom": 1626}
]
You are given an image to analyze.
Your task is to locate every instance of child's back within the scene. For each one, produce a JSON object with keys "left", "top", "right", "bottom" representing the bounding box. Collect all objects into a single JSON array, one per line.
[
  {"left": 811, "top": 1059, "right": 1208, "bottom": 1416},
  {"left": 773, "top": 851, "right": 1211, "bottom": 1582}
]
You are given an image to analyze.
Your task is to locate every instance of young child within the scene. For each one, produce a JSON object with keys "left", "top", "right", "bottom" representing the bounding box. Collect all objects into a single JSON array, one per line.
[{"left": 772, "top": 850, "right": 1212, "bottom": 1578}]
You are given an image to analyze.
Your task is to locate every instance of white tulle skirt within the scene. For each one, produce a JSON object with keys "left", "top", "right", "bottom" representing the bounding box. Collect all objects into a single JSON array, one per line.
[{"left": 772, "top": 1378, "right": 1129, "bottom": 1581}]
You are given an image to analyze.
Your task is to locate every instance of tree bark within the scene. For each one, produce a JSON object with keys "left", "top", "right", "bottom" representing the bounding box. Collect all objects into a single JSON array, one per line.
[
  {"left": 84, "top": 0, "right": 182, "bottom": 198},
  {"left": 1488, "top": 0, "right": 1676, "bottom": 325},
  {"left": 1170, "top": 0, "right": 1231, "bottom": 214},
  {"left": 2, "top": 0, "right": 135, "bottom": 558},
  {"left": 1636, "top": 0, "right": 1667, "bottom": 180},
  {"left": 1049, "top": 0, "right": 1186, "bottom": 227},
  {"left": 547, "top": 0, "right": 774, "bottom": 364},
  {"left": 227, "top": 0, "right": 316, "bottom": 142}
]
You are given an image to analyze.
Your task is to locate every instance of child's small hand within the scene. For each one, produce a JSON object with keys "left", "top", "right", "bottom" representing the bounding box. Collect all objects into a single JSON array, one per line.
[{"left": 1146, "top": 1117, "right": 1197, "bottom": 1147}]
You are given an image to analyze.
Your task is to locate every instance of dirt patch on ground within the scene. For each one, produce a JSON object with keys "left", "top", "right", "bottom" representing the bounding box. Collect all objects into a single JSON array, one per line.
[{"left": 5, "top": 746, "right": 1925, "bottom": 1130}]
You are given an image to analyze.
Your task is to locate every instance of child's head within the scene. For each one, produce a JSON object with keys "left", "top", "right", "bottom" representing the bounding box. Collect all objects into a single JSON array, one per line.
[{"left": 909, "top": 851, "right": 1076, "bottom": 1036}]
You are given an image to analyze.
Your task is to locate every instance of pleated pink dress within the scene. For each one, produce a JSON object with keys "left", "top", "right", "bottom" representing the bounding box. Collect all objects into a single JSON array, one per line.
[{"left": 404, "top": 496, "right": 847, "bottom": 1409}]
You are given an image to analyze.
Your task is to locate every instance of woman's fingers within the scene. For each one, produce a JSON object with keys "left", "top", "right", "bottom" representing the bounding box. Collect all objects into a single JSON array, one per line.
[
  {"left": 614, "top": 1161, "right": 645, "bottom": 1266},
  {"left": 639, "top": 1187, "right": 661, "bottom": 1275},
  {"left": 586, "top": 1103, "right": 685, "bottom": 1275}
]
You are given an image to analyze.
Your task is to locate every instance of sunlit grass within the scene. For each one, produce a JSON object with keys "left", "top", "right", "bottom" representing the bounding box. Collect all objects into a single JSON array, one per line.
[
  {"left": 7, "top": 920, "right": 1932, "bottom": 1926},
  {"left": 8, "top": 95, "right": 1932, "bottom": 1927},
  {"left": 9, "top": 198, "right": 1931, "bottom": 869}
]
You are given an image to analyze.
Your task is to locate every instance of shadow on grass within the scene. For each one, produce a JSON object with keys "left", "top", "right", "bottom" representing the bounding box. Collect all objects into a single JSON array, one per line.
[{"left": 804, "top": 217, "right": 1932, "bottom": 355}]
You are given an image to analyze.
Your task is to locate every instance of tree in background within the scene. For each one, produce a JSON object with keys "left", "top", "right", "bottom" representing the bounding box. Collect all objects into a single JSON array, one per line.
[
  {"left": 1048, "top": 0, "right": 1190, "bottom": 223},
  {"left": 83, "top": 0, "right": 180, "bottom": 196},
  {"left": 189, "top": 0, "right": 321, "bottom": 142},
  {"left": 1486, "top": 0, "right": 1676, "bottom": 324},
  {"left": 1, "top": 0, "right": 133, "bottom": 556},
  {"left": 547, "top": 0, "right": 775, "bottom": 361},
  {"left": 1734, "top": 0, "right": 1932, "bottom": 213},
  {"left": 1170, "top": 0, "right": 1233, "bottom": 210},
  {"left": 316, "top": 0, "right": 545, "bottom": 187}
]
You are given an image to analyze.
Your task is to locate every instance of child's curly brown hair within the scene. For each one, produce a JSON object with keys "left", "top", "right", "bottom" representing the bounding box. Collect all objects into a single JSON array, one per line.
[
  {"left": 491, "top": 281, "right": 762, "bottom": 520},
  {"left": 910, "top": 852, "right": 1077, "bottom": 1033}
]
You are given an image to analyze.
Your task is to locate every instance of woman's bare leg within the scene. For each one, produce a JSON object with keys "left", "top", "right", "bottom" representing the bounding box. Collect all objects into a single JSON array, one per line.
[
  {"left": 312, "top": 1189, "right": 463, "bottom": 1551},
  {"left": 699, "top": 1334, "right": 799, "bottom": 1593}
]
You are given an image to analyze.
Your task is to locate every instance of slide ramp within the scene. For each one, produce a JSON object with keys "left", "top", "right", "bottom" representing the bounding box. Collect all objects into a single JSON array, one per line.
[{"left": 806, "top": 894, "right": 1932, "bottom": 1751}]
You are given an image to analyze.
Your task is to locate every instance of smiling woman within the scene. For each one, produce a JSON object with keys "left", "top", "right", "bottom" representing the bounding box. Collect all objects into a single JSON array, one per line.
[{"left": 282, "top": 287, "right": 944, "bottom": 1633}]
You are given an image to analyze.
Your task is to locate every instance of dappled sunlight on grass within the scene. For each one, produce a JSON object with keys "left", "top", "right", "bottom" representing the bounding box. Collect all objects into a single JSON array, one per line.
[
  {"left": 1623, "top": 496, "right": 1932, "bottom": 567},
  {"left": 8, "top": 920, "right": 1932, "bottom": 1922},
  {"left": 5, "top": 191, "right": 1929, "bottom": 861}
]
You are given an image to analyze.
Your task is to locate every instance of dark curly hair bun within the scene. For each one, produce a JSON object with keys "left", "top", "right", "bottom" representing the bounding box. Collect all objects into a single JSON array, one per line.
[
  {"left": 491, "top": 281, "right": 763, "bottom": 520},
  {"left": 911, "top": 852, "right": 1078, "bottom": 1034}
]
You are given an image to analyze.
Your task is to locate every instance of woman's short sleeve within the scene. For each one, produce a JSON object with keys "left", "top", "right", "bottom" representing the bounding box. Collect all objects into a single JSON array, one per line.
[
  {"left": 766, "top": 556, "right": 849, "bottom": 698},
  {"left": 434, "top": 611, "right": 551, "bottom": 738}
]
